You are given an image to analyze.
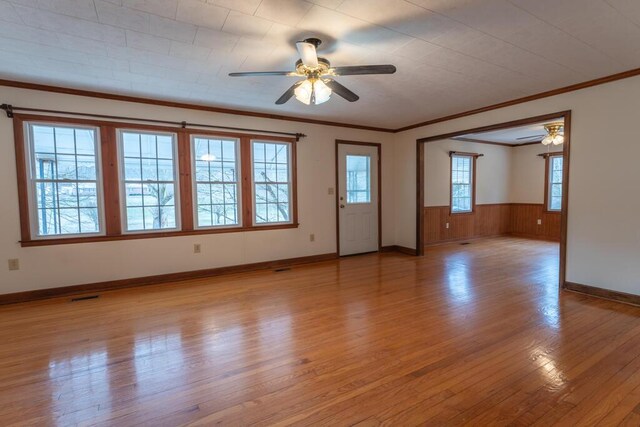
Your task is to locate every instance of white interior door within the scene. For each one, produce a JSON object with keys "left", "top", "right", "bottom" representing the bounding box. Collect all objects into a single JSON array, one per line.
[{"left": 338, "top": 143, "right": 379, "bottom": 256}]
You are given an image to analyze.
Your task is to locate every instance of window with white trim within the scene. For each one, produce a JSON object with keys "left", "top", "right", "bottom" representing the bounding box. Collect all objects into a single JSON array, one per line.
[
  {"left": 451, "top": 154, "right": 473, "bottom": 213},
  {"left": 547, "top": 155, "right": 563, "bottom": 211},
  {"left": 252, "top": 141, "right": 292, "bottom": 224},
  {"left": 25, "top": 123, "right": 103, "bottom": 237},
  {"left": 192, "top": 136, "right": 240, "bottom": 228},
  {"left": 118, "top": 130, "right": 179, "bottom": 232}
]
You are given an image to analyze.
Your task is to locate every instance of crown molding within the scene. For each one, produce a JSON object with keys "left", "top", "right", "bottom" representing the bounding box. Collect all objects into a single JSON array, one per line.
[
  {"left": 0, "top": 79, "right": 395, "bottom": 133},
  {"left": 451, "top": 136, "right": 543, "bottom": 147},
  {"left": 394, "top": 67, "right": 640, "bottom": 133},
  {"left": 3, "top": 66, "right": 640, "bottom": 135}
]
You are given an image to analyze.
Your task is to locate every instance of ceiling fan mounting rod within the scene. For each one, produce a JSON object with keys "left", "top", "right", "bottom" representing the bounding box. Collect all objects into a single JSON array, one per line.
[{"left": 302, "top": 37, "right": 322, "bottom": 48}]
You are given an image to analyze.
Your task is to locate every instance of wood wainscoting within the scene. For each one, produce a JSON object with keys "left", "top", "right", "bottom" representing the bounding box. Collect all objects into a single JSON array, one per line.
[
  {"left": 424, "top": 203, "right": 560, "bottom": 245},
  {"left": 509, "top": 203, "right": 561, "bottom": 241}
]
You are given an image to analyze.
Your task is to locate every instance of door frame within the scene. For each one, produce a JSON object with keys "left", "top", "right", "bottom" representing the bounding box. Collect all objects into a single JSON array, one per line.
[
  {"left": 415, "top": 110, "right": 572, "bottom": 291},
  {"left": 335, "top": 139, "right": 382, "bottom": 256}
]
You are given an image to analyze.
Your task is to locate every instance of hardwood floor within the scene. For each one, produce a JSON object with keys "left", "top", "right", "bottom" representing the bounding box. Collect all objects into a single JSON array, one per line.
[{"left": 1, "top": 237, "right": 640, "bottom": 426}]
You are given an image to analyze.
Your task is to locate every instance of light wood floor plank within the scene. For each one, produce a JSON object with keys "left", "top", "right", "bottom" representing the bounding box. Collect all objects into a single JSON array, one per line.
[{"left": 1, "top": 237, "right": 639, "bottom": 426}]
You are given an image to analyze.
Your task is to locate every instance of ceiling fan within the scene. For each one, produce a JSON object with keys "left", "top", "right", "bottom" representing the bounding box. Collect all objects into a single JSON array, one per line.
[
  {"left": 516, "top": 134, "right": 545, "bottom": 141},
  {"left": 229, "top": 38, "right": 397, "bottom": 106}
]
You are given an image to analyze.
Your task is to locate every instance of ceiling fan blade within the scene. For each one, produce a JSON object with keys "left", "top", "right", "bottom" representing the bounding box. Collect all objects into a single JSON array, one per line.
[
  {"left": 275, "top": 81, "right": 303, "bottom": 105},
  {"left": 296, "top": 41, "right": 319, "bottom": 68},
  {"left": 329, "top": 65, "right": 397, "bottom": 76},
  {"left": 516, "top": 134, "right": 545, "bottom": 140},
  {"left": 324, "top": 79, "right": 359, "bottom": 102},
  {"left": 229, "top": 71, "right": 298, "bottom": 77}
]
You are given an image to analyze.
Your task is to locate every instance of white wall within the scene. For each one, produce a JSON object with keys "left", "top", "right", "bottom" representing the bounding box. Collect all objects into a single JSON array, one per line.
[
  {"left": 394, "top": 74, "right": 640, "bottom": 295},
  {"left": 424, "top": 139, "right": 511, "bottom": 206},
  {"left": 0, "top": 86, "right": 394, "bottom": 294}
]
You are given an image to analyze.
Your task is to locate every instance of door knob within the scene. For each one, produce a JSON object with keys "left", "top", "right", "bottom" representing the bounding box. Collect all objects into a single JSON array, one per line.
[{"left": 340, "top": 204, "right": 345, "bottom": 208}]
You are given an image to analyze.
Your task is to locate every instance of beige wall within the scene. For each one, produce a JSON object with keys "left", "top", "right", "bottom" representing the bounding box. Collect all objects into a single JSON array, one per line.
[
  {"left": 424, "top": 139, "right": 563, "bottom": 207},
  {"left": 395, "top": 74, "right": 640, "bottom": 295},
  {"left": 0, "top": 86, "right": 394, "bottom": 294},
  {"left": 424, "top": 139, "right": 512, "bottom": 206}
]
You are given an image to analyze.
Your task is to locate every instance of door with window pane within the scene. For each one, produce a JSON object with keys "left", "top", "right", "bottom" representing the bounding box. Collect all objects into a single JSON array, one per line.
[{"left": 337, "top": 143, "right": 379, "bottom": 256}]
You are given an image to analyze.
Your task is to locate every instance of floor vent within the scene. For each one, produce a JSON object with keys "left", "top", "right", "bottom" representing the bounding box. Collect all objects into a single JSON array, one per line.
[
  {"left": 274, "top": 267, "right": 291, "bottom": 272},
  {"left": 460, "top": 242, "right": 471, "bottom": 245},
  {"left": 71, "top": 295, "right": 100, "bottom": 302}
]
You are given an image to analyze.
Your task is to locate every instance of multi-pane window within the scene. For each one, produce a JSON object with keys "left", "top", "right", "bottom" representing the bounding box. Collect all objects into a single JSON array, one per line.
[
  {"left": 16, "top": 116, "right": 298, "bottom": 245},
  {"left": 26, "top": 123, "right": 103, "bottom": 237},
  {"left": 192, "top": 136, "right": 240, "bottom": 228},
  {"left": 346, "top": 155, "right": 371, "bottom": 203},
  {"left": 119, "top": 130, "right": 179, "bottom": 232},
  {"left": 252, "top": 141, "right": 291, "bottom": 224},
  {"left": 451, "top": 154, "right": 473, "bottom": 213},
  {"left": 547, "top": 155, "right": 563, "bottom": 211}
]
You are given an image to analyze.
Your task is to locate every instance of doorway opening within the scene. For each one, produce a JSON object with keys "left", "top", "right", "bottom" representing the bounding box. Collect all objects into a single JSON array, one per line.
[{"left": 416, "top": 111, "right": 571, "bottom": 289}]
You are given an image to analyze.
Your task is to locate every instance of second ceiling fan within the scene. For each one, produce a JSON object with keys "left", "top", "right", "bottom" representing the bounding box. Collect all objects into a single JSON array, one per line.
[{"left": 229, "top": 38, "right": 397, "bottom": 106}]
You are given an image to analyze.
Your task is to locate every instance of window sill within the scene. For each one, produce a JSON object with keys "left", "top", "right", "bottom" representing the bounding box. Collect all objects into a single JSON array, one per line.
[
  {"left": 450, "top": 211, "right": 475, "bottom": 216},
  {"left": 20, "top": 223, "right": 300, "bottom": 247}
]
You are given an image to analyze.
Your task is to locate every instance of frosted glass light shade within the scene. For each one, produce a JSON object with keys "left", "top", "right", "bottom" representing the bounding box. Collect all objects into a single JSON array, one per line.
[
  {"left": 294, "top": 79, "right": 332, "bottom": 105},
  {"left": 313, "top": 79, "right": 331, "bottom": 104}
]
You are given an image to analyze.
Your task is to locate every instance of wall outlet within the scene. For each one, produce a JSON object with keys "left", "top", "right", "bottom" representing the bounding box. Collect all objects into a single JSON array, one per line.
[
  {"left": 310, "top": 233, "right": 315, "bottom": 242},
  {"left": 537, "top": 219, "right": 542, "bottom": 225},
  {"left": 8, "top": 259, "right": 19, "bottom": 271},
  {"left": 328, "top": 187, "right": 334, "bottom": 195},
  {"left": 193, "top": 243, "right": 201, "bottom": 254},
  {"left": 445, "top": 222, "right": 450, "bottom": 229}
]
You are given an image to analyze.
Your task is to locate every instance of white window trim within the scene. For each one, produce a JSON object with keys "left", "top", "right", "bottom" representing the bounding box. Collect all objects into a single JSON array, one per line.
[
  {"left": 547, "top": 155, "right": 563, "bottom": 212},
  {"left": 24, "top": 121, "right": 106, "bottom": 240},
  {"left": 251, "top": 139, "right": 294, "bottom": 226},
  {"left": 451, "top": 154, "right": 474, "bottom": 214},
  {"left": 116, "top": 129, "right": 181, "bottom": 234},
  {"left": 190, "top": 135, "right": 243, "bottom": 230}
]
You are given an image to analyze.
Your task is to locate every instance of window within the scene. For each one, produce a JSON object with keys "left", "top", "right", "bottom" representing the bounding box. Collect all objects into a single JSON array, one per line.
[
  {"left": 546, "top": 154, "right": 563, "bottom": 212},
  {"left": 192, "top": 136, "right": 240, "bottom": 228},
  {"left": 14, "top": 115, "right": 298, "bottom": 246},
  {"left": 25, "top": 123, "right": 103, "bottom": 238},
  {"left": 118, "top": 130, "right": 179, "bottom": 232},
  {"left": 252, "top": 141, "right": 292, "bottom": 224},
  {"left": 451, "top": 154, "right": 474, "bottom": 213},
  {"left": 346, "top": 155, "right": 371, "bottom": 203}
]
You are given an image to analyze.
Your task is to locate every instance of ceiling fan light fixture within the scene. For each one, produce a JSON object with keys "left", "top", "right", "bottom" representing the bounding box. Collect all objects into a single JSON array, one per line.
[
  {"left": 294, "top": 79, "right": 332, "bottom": 105},
  {"left": 542, "top": 122, "right": 564, "bottom": 146},
  {"left": 229, "top": 37, "right": 395, "bottom": 105}
]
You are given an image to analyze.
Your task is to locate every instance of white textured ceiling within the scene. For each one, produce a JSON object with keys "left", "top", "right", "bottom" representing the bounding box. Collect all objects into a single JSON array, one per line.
[
  {"left": 0, "top": 0, "right": 639, "bottom": 129},
  {"left": 457, "top": 118, "right": 563, "bottom": 144}
]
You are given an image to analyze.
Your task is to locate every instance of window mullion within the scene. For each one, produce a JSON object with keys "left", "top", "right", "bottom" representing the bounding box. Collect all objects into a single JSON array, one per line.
[
  {"left": 178, "top": 131, "right": 194, "bottom": 231},
  {"left": 100, "top": 125, "right": 121, "bottom": 236},
  {"left": 240, "top": 137, "right": 252, "bottom": 227}
]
